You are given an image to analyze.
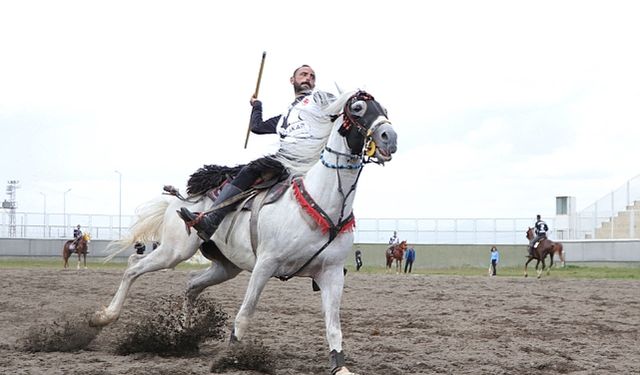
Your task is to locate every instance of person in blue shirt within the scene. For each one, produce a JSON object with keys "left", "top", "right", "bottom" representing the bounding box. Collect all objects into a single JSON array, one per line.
[
  {"left": 490, "top": 246, "right": 499, "bottom": 276},
  {"left": 404, "top": 245, "right": 416, "bottom": 273}
]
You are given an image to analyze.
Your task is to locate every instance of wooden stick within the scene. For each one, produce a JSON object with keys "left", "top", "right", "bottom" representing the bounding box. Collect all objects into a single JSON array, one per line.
[{"left": 244, "top": 51, "right": 266, "bottom": 149}]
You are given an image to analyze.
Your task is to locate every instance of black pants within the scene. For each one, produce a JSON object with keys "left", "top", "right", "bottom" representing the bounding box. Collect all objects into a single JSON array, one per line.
[
  {"left": 231, "top": 156, "right": 286, "bottom": 191},
  {"left": 404, "top": 260, "right": 414, "bottom": 273},
  {"left": 491, "top": 259, "right": 497, "bottom": 276},
  {"left": 355, "top": 258, "right": 362, "bottom": 271}
]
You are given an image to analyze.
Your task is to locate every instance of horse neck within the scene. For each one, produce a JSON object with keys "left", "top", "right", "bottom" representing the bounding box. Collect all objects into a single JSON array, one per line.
[{"left": 301, "top": 127, "right": 362, "bottom": 222}]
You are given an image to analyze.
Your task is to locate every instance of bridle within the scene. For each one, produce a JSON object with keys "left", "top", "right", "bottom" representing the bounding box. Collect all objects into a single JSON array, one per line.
[
  {"left": 335, "top": 90, "right": 391, "bottom": 163},
  {"left": 281, "top": 91, "right": 391, "bottom": 282}
]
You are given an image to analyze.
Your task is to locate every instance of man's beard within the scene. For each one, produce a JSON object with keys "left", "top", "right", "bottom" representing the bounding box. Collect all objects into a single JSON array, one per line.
[{"left": 294, "top": 82, "right": 313, "bottom": 95}]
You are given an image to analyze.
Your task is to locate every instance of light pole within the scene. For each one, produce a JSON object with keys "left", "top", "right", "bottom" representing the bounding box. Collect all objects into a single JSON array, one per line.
[
  {"left": 63, "top": 188, "right": 71, "bottom": 237},
  {"left": 39, "top": 192, "right": 47, "bottom": 237},
  {"left": 115, "top": 170, "right": 122, "bottom": 239}
]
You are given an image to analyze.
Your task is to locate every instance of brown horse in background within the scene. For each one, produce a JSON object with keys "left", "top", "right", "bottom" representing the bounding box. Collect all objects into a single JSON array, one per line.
[
  {"left": 524, "top": 228, "right": 564, "bottom": 278},
  {"left": 63, "top": 233, "right": 91, "bottom": 269},
  {"left": 386, "top": 240, "right": 407, "bottom": 274}
]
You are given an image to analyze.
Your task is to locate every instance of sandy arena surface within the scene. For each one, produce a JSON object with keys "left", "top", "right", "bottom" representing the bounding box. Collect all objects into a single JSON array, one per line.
[{"left": 0, "top": 267, "right": 638, "bottom": 374}]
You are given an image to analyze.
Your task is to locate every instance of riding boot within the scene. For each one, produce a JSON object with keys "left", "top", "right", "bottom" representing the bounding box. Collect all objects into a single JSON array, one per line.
[{"left": 177, "top": 184, "right": 244, "bottom": 241}]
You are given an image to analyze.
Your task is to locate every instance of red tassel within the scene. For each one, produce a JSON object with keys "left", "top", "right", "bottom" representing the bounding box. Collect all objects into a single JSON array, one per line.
[
  {"left": 340, "top": 216, "right": 356, "bottom": 233},
  {"left": 293, "top": 181, "right": 331, "bottom": 233}
]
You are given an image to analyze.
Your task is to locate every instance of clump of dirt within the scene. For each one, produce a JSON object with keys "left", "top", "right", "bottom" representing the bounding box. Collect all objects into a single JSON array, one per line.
[
  {"left": 210, "top": 339, "right": 276, "bottom": 374},
  {"left": 114, "top": 294, "right": 227, "bottom": 356},
  {"left": 20, "top": 314, "right": 101, "bottom": 352}
]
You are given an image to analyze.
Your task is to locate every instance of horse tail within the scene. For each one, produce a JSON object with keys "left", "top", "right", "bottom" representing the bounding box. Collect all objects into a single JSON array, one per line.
[
  {"left": 103, "top": 197, "right": 170, "bottom": 262},
  {"left": 557, "top": 243, "right": 565, "bottom": 265}
]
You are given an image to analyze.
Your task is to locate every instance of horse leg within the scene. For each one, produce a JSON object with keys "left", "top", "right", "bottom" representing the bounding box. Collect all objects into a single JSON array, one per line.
[
  {"left": 537, "top": 259, "right": 545, "bottom": 279},
  {"left": 314, "top": 265, "right": 355, "bottom": 375},
  {"left": 524, "top": 257, "right": 534, "bottom": 277},
  {"left": 91, "top": 236, "right": 200, "bottom": 327},
  {"left": 547, "top": 254, "right": 554, "bottom": 275},
  {"left": 77, "top": 253, "right": 81, "bottom": 270},
  {"left": 230, "top": 260, "right": 277, "bottom": 342},
  {"left": 182, "top": 257, "right": 241, "bottom": 323}
]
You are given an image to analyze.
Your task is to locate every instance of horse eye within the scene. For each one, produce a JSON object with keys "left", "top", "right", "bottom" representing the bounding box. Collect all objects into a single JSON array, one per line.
[{"left": 350, "top": 101, "right": 367, "bottom": 116}]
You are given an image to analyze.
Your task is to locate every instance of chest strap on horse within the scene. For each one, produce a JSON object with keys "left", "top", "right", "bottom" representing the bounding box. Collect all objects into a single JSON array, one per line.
[
  {"left": 291, "top": 177, "right": 355, "bottom": 240},
  {"left": 277, "top": 178, "right": 355, "bottom": 282}
]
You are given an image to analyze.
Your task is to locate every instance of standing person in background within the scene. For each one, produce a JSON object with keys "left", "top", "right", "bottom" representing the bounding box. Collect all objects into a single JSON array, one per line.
[
  {"left": 134, "top": 242, "right": 146, "bottom": 255},
  {"left": 355, "top": 248, "right": 363, "bottom": 271},
  {"left": 490, "top": 245, "right": 499, "bottom": 276},
  {"left": 404, "top": 245, "right": 416, "bottom": 273}
]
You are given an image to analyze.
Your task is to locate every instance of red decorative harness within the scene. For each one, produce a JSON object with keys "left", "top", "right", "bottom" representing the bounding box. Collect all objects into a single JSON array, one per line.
[{"left": 292, "top": 177, "right": 355, "bottom": 239}]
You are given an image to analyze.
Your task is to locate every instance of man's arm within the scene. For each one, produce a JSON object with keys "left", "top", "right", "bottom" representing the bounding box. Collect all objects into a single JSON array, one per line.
[{"left": 249, "top": 100, "right": 280, "bottom": 134}]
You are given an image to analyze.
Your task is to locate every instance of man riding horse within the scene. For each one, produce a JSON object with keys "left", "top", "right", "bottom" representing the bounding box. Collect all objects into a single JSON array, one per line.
[
  {"left": 71, "top": 224, "right": 83, "bottom": 251},
  {"left": 528, "top": 214, "right": 548, "bottom": 257},
  {"left": 178, "top": 64, "right": 336, "bottom": 241}
]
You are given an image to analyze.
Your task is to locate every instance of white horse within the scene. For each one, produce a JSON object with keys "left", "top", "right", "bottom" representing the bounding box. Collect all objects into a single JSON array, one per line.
[{"left": 91, "top": 91, "right": 397, "bottom": 375}]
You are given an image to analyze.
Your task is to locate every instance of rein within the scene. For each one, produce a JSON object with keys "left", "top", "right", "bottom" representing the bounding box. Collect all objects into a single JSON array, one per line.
[{"left": 279, "top": 123, "right": 366, "bottom": 282}]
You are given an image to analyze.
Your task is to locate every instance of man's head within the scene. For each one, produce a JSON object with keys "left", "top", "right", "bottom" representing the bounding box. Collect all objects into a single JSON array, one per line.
[
  {"left": 77, "top": 224, "right": 81, "bottom": 229},
  {"left": 536, "top": 214, "right": 541, "bottom": 220},
  {"left": 290, "top": 65, "right": 316, "bottom": 96}
]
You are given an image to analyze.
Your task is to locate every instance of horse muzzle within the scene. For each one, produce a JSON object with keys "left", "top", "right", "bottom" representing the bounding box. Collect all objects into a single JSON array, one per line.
[{"left": 370, "top": 122, "right": 397, "bottom": 164}]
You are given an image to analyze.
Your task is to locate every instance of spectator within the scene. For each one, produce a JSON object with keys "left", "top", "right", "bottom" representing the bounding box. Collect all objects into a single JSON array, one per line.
[
  {"left": 134, "top": 242, "right": 146, "bottom": 255},
  {"left": 404, "top": 245, "right": 416, "bottom": 273},
  {"left": 355, "top": 248, "right": 363, "bottom": 271},
  {"left": 490, "top": 246, "right": 499, "bottom": 276}
]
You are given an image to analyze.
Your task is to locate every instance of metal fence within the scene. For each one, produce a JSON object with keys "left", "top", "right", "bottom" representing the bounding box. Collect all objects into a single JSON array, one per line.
[
  {"left": 1, "top": 211, "right": 548, "bottom": 244},
  {"left": 0, "top": 211, "right": 134, "bottom": 240},
  {"left": 2, "top": 174, "right": 640, "bottom": 244}
]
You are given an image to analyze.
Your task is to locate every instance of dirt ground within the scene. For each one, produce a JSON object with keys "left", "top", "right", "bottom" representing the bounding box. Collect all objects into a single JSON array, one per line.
[{"left": 0, "top": 267, "right": 638, "bottom": 375}]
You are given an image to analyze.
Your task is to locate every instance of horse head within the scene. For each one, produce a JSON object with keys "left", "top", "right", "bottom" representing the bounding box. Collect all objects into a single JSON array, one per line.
[
  {"left": 329, "top": 90, "right": 397, "bottom": 165},
  {"left": 526, "top": 227, "right": 534, "bottom": 240}
]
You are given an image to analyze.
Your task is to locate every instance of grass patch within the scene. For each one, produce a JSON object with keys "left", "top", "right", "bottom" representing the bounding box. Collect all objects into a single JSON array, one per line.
[
  {"left": 345, "top": 264, "right": 640, "bottom": 279},
  {"left": 2, "top": 257, "right": 638, "bottom": 279}
]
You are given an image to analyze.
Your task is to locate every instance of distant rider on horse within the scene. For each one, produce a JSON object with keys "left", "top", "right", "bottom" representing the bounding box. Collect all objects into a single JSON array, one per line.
[
  {"left": 178, "top": 64, "right": 336, "bottom": 241},
  {"left": 71, "top": 224, "right": 83, "bottom": 250},
  {"left": 529, "top": 214, "right": 548, "bottom": 257},
  {"left": 387, "top": 231, "right": 399, "bottom": 256}
]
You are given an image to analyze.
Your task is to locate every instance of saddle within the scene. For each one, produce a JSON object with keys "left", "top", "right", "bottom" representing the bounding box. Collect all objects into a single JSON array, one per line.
[{"left": 165, "top": 169, "right": 291, "bottom": 259}]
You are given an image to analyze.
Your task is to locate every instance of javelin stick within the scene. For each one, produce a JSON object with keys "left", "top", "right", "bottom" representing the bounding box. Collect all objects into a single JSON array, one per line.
[{"left": 244, "top": 51, "right": 267, "bottom": 149}]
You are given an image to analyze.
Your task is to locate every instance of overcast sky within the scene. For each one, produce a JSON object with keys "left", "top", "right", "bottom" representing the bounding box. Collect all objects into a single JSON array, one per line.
[{"left": 1, "top": 0, "right": 639, "bottom": 222}]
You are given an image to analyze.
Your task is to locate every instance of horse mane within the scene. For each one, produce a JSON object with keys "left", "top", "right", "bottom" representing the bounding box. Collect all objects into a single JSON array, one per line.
[
  {"left": 325, "top": 90, "right": 357, "bottom": 116},
  {"left": 249, "top": 90, "right": 357, "bottom": 177}
]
